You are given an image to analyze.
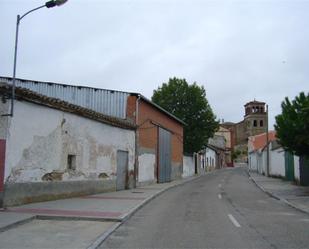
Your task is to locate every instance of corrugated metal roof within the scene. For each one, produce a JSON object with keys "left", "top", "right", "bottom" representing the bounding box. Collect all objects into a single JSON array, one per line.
[
  {"left": 0, "top": 76, "right": 185, "bottom": 126},
  {"left": 0, "top": 77, "right": 129, "bottom": 119},
  {"left": 0, "top": 83, "right": 136, "bottom": 130}
]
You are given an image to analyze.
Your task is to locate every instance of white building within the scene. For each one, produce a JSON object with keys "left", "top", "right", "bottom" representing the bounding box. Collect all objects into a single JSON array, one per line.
[
  {"left": 0, "top": 84, "right": 136, "bottom": 206},
  {"left": 248, "top": 132, "right": 301, "bottom": 182},
  {"left": 201, "top": 146, "right": 216, "bottom": 172}
]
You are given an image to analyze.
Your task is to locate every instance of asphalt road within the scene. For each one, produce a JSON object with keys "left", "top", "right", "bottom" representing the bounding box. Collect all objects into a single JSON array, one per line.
[{"left": 100, "top": 167, "right": 309, "bottom": 249}]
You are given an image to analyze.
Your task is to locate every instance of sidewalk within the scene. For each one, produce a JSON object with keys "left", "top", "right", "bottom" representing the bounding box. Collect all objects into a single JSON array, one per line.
[
  {"left": 0, "top": 175, "right": 199, "bottom": 249},
  {"left": 249, "top": 171, "right": 309, "bottom": 214}
]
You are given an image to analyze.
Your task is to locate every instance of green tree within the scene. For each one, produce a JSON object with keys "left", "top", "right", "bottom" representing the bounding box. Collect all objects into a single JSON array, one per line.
[
  {"left": 275, "top": 92, "right": 309, "bottom": 156},
  {"left": 152, "top": 77, "right": 219, "bottom": 154}
]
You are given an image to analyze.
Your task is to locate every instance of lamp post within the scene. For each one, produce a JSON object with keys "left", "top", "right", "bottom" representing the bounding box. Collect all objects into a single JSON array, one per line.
[
  {"left": 7, "top": 0, "right": 68, "bottom": 117},
  {"left": 266, "top": 104, "right": 270, "bottom": 176}
]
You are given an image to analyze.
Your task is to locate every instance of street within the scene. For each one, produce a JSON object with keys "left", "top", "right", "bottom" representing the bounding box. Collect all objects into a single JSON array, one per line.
[{"left": 101, "top": 167, "right": 309, "bottom": 248}]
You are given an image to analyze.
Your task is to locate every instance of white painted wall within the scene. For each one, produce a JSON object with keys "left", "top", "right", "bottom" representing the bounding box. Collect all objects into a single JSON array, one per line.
[
  {"left": 4, "top": 100, "right": 135, "bottom": 183},
  {"left": 183, "top": 155, "right": 195, "bottom": 177},
  {"left": 256, "top": 150, "right": 265, "bottom": 175},
  {"left": 250, "top": 143, "right": 302, "bottom": 182},
  {"left": 269, "top": 148, "right": 285, "bottom": 177},
  {"left": 249, "top": 153, "right": 258, "bottom": 171},
  {"left": 204, "top": 147, "right": 216, "bottom": 171},
  {"left": 138, "top": 153, "right": 155, "bottom": 182}
]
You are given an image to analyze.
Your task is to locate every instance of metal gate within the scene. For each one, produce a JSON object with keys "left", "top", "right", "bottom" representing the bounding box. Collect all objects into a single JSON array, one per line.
[
  {"left": 158, "top": 127, "right": 171, "bottom": 183},
  {"left": 0, "top": 139, "right": 6, "bottom": 208},
  {"left": 116, "top": 150, "right": 128, "bottom": 191},
  {"left": 285, "top": 151, "right": 295, "bottom": 181},
  {"left": 300, "top": 156, "right": 309, "bottom": 186}
]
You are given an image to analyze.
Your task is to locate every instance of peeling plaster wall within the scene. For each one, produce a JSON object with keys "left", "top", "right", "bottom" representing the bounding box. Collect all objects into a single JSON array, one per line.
[
  {"left": 182, "top": 156, "right": 194, "bottom": 178},
  {"left": 138, "top": 153, "right": 156, "bottom": 183},
  {"left": 3, "top": 100, "right": 135, "bottom": 205},
  {"left": 0, "top": 101, "right": 9, "bottom": 140}
]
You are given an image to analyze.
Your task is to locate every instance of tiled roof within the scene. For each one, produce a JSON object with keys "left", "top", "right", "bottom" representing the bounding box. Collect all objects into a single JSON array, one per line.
[
  {"left": 244, "top": 100, "right": 265, "bottom": 106},
  {"left": 248, "top": 131, "right": 277, "bottom": 152},
  {"left": 0, "top": 83, "right": 136, "bottom": 130}
]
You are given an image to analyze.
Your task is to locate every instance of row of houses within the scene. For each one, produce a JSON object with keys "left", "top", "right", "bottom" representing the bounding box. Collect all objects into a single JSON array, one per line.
[
  {"left": 248, "top": 131, "right": 309, "bottom": 186},
  {"left": 0, "top": 77, "right": 186, "bottom": 207},
  {"left": 182, "top": 134, "right": 228, "bottom": 178}
]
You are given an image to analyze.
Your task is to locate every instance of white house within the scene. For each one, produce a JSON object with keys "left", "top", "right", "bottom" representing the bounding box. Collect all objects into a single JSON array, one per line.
[
  {"left": 248, "top": 131, "right": 301, "bottom": 182},
  {"left": 201, "top": 146, "right": 216, "bottom": 172},
  {"left": 0, "top": 84, "right": 136, "bottom": 206}
]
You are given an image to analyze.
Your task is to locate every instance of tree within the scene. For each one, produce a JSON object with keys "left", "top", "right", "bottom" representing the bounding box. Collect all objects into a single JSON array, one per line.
[
  {"left": 274, "top": 92, "right": 309, "bottom": 156},
  {"left": 152, "top": 77, "right": 219, "bottom": 154}
]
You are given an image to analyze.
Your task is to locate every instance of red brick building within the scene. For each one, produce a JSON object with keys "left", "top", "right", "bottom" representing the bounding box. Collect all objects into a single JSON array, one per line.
[{"left": 127, "top": 94, "right": 184, "bottom": 185}]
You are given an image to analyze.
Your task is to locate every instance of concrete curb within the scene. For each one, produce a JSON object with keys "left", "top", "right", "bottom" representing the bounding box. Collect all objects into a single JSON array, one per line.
[
  {"left": 87, "top": 222, "right": 122, "bottom": 249},
  {"left": 0, "top": 174, "right": 202, "bottom": 246},
  {"left": 248, "top": 171, "right": 309, "bottom": 215},
  {"left": 0, "top": 215, "right": 36, "bottom": 233}
]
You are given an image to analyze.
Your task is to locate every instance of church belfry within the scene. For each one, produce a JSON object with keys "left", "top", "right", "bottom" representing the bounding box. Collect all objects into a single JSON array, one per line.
[{"left": 244, "top": 100, "right": 267, "bottom": 137}]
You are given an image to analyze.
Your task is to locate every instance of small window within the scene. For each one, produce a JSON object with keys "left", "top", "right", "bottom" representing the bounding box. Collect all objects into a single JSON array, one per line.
[
  {"left": 253, "top": 120, "right": 257, "bottom": 127},
  {"left": 260, "top": 120, "right": 264, "bottom": 127},
  {"left": 67, "top": 155, "right": 76, "bottom": 170}
]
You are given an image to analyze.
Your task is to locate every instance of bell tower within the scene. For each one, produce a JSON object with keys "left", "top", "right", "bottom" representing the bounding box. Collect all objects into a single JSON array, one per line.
[{"left": 244, "top": 100, "right": 267, "bottom": 137}]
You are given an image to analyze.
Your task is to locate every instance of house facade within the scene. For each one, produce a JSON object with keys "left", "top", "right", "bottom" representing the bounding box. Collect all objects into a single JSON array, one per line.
[
  {"left": 0, "top": 77, "right": 184, "bottom": 206},
  {"left": 127, "top": 95, "right": 184, "bottom": 185},
  {"left": 215, "top": 126, "right": 232, "bottom": 166},
  {"left": 0, "top": 84, "right": 136, "bottom": 206},
  {"left": 247, "top": 131, "right": 304, "bottom": 184}
]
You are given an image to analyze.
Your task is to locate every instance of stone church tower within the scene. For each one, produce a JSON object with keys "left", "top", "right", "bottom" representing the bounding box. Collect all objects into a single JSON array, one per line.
[
  {"left": 221, "top": 100, "right": 267, "bottom": 149},
  {"left": 232, "top": 100, "right": 268, "bottom": 146},
  {"left": 243, "top": 100, "right": 267, "bottom": 138},
  {"left": 220, "top": 100, "right": 268, "bottom": 163}
]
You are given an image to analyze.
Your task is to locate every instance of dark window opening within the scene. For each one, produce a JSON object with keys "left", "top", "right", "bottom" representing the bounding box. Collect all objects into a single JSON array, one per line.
[
  {"left": 67, "top": 155, "right": 76, "bottom": 170},
  {"left": 260, "top": 120, "right": 264, "bottom": 127},
  {"left": 253, "top": 120, "right": 257, "bottom": 127}
]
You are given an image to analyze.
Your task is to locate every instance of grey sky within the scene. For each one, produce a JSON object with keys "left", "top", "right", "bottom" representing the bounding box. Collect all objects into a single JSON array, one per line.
[{"left": 1, "top": 0, "right": 308, "bottom": 128}]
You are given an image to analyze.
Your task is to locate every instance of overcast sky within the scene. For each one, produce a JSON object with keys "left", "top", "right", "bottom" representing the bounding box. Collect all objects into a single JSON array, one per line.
[{"left": 1, "top": 0, "right": 308, "bottom": 128}]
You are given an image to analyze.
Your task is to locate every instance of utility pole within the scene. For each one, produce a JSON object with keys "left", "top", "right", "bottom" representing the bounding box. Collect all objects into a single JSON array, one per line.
[{"left": 266, "top": 104, "right": 270, "bottom": 176}]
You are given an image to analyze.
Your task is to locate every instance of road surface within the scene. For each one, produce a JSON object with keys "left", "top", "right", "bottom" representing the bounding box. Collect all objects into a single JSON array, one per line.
[{"left": 101, "top": 167, "right": 309, "bottom": 248}]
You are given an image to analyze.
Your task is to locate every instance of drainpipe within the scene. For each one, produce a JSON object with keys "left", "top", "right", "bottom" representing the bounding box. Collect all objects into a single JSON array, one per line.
[{"left": 134, "top": 94, "right": 141, "bottom": 188}]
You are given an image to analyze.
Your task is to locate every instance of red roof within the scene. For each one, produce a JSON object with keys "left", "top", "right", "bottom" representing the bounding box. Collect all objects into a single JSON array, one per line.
[{"left": 248, "top": 131, "right": 277, "bottom": 152}]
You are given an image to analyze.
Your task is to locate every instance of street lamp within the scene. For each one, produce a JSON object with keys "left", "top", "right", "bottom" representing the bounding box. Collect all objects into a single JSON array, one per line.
[{"left": 6, "top": 0, "right": 68, "bottom": 117}]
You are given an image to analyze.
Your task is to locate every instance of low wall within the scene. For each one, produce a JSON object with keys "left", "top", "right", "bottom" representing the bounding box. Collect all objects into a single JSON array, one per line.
[
  {"left": 172, "top": 162, "right": 183, "bottom": 180},
  {"left": 182, "top": 156, "right": 195, "bottom": 178},
  {"left": 270, "top": 149, "right": 285, "bottom": 177},
  {"left": 4, "top": 179, "right": 115, "bottom": 207}
]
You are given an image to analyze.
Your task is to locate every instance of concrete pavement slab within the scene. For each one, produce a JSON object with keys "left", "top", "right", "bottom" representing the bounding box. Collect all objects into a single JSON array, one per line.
[
  {"left": 0, "top": 212, "right": 34, "bottom": 232},
  {"left": 0, "top": 219, "right": 117, "bottom": 249},
  {"left": 249, "top": 171, "right": 309, "bottom": 215},
  {"left": 0, "top": 174, "right": 201, "bottom": 248}
]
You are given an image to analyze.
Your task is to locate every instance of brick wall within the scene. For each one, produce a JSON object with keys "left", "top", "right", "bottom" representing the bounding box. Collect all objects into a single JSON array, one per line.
[
  {"left": 138, "top": 99, "right": 183, "bottom": 163},
  {"left": 126, "top": 95, "right": 137, "bottom": 123},
  {"left": 126, "top": 96, "right": 184, "bottom": 182}
]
